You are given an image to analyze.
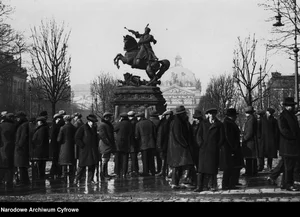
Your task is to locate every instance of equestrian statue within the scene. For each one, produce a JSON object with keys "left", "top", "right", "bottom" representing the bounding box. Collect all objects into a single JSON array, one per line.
[{"left": 114, "top": 24, "right": 170, "bottom": 86}]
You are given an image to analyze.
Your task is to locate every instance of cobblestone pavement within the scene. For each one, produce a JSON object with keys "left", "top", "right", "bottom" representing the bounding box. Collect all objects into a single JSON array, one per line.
[{"left": 1, "top": 159, "right": 300, "bottom": 202}]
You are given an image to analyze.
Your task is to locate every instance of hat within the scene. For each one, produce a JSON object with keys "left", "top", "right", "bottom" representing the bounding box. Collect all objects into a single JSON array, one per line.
[
  {"left": 73, "top": 112, "right": 82, "bottom": 118},
  {"left": 58, "top": 110, "right": 66, "bottom": 115},
  {"left": 87, "top": 114, "right": 98, "bottom": 122},
  {"left": 29, "top": 117, "right": 36, "bottom": 123},
  {"left": 175, "top": 105, "right": 186, "bottom": 115},
  {"left": 1, "top": 111, "right": 7, "bottom": 117},
  {"left": 53, "top": 113, "right": 62, "bottom": 119},
  {"left": 5, "top": 113, "right": 15, "bottom": 119},
  {"left": 256, "top": 110, "right": 265, "bottom": 115},
  {"left": 193, "top": 109, "right": 202, "bottom": 118},
  {"left": 135, "top": 112, "right": 145, "bottom": 117},
  {"left": 205, "top": 108, "right": 218, "bottom": 114},
  {"left": 16, "top": 111, "right": 27, "bottom": 118},
  {"left": 120, "top": 112, "right": 128, "bottom": 118},
  {"left": 245, "top": 106, "right": 255, "bottom": 113},
  {"left": 103, "top": 112, "right": 113, "bottom": 117},
  {"left": 36, "top": 116, "right": 46, "bottom": 122},
  {"left": 63, "top": 115, "right": 72, "bottom": 121},
  {"left": 39, "top": 111, "right": 48, "bottom": 116},
  {"left": 266, "top": 108, "right": 275, "bottom": 115},
  {"left": 162, "top": 110, "right": 173, "bottom": 116},
  {"left": 225, "top": 108, "right": 239, "bottom": 116},
  {"left": 150, "top": 110, "right": 159, "bottom": 117},
  {"left": 127, "top": 111, "right": 136, "bottom": 117},
  {"left": 282, "top": 97, "right": 297, "bottom": 106}
]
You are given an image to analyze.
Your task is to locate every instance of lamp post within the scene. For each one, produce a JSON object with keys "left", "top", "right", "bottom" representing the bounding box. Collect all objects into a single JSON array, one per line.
[{"left": 273, "top": 0, "right": 299, "bottom": 108}]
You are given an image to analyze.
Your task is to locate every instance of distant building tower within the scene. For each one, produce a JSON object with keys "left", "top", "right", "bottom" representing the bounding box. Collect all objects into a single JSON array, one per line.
[{"left": 159, "top": 55, "right": 201, "bottom": 122}]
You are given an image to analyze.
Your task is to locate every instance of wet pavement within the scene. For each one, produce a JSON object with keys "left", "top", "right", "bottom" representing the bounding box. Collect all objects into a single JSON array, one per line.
[{"left": 1, "top": 159, "right": 300, "bottom": 202}]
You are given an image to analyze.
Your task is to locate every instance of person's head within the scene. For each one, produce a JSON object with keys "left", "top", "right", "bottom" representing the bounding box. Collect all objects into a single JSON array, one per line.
[
  {"left": 162, "top": 110, "right": 173, "bottom": 120},
  {"left": 127, "top": 111, "right": 136, "bottom": 120},
  {"left": 282, "top": 97, "right": 297, "bottom": 112},
  {"left": 15, "top": 111, "right": 27, "bottom": 122},
  {"left": 245, "top": 106, "right": 255, "bottom": 117},
  {"left": 86, "top": 114, "right": 98, "bottom": 127},
  {"left": 73, "top": 112, "right": 82, "bottom": 121},
  {"left": 53, "top": 113, "right": 62, "bottom": 124},
  {"left": 36, "top": 116, "right": 46, "bottom": 126},
  {"left": 256, "top": 110, "right": 265, "bottom": 119},
  {"left": 175, "top": 105, "right": 188, "bottom": 121},
  {"left": 63, "top": 115, "right": 72, "bottom": 123},
  {"left": 119, "top": 112, "right": 128, "bottom": 121},
  {"left": 225, "top": 108, "right": 239, "bottom": 121},
  {"left": 39, "top": 111, "right": 48, "bottom": 120},
  {"left": 266, "top": 108, "right": 275, "bottom": 118},
  {"left": 135, "top": 112, "right": 145, "bottom": 121},
  {"left": 205, "top": 108, "right": 218, "bottom": 121},
  {"left": 103, "top": 112, "right": 113, "bottom": 122}
]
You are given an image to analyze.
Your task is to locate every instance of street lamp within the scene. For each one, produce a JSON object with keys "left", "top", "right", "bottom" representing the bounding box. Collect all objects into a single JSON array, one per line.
[{"left": 273, "top": 0, "right": 299, "bottom": 108}]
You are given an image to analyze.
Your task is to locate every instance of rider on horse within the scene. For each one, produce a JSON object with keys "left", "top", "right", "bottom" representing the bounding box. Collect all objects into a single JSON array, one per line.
[{"left": 125, "top": 24, "right": 158, "bottom": 68}]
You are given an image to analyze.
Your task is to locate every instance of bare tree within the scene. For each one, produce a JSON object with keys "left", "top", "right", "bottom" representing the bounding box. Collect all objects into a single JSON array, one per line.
[
  {"left": 233, "top": 35, "right": 269, "bottom": 106},
  {"left": 198, "top": 73, "right": 237, "bottom": 119},
  {"left": 90, "top": 71, "right": 118, "bottom": 117},
  {"left": 29, "top": 19, "right": 71, "bottom": 117}
]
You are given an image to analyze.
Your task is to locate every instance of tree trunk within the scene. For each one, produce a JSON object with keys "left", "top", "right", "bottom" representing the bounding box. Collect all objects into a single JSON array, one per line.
[{"left": 51, "top": 102, "right": 56, "bottom": 118}]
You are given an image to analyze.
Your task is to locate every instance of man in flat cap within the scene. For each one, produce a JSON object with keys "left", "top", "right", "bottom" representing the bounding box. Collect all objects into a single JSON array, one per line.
[
  {"left": 98, "top": 112, "right": 115, "bottom": 180},
  {"left": 242, "top": 106, "right": 258, "bottom": 177},
  {"left": 156, "top": 110, "right": 174, "bottom": 177},
  {"left": 149, "top": 110, "right": 162, "bottom": 175},
  {"left": 277, "top": 97, "right": 300, "bottom": 191},
  {"left": 57, "top": 115, "right": 76, "bottom": 179},
  {"left": 194, "top": 108, "right": 224, "bottom": 192},
  {"left": 135, "top": 111, "right": 156, "bottom": 176},
  {"left": 127, "top": 111, "right": 139, "bottom": 177}
]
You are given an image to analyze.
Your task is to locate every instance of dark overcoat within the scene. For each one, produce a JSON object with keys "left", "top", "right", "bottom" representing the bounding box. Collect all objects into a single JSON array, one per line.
[
  {"left": 31, "top": 123, "right": 49, "bottom": 160},
  {"left": 278, "top": 109, "right": 300, "bottom": 157},
  {"left": 257, "top": 117, "right": 263, "bottom": 157},
  {"left": 156, "top": 116, "right": 173, "bottom": 154},
  {"left": 75, "top": 123, "right": 99, "bottom": 167},
  {"left": 129, "top": 118, "right": 138, "bottom": 153},
  {"left": 98, "top": 119, "right": 115, "bottom": 155},
  {"left": 260, "top": 115, "right": 279, "bottom": 158},
  {"left": 220, "top": 117, "right": 243, "bottom": 170},
  {"left": 197, "top": 118, "right": 224, "bottom": 174},
  {"left": 114, "top": 118, "right": 133, "bottom": 153},
  {"left": 57, "top": 122, "right": 76, "bottom": 165},
  {"left": 14, "top": 119, "right": 30, "bottom": 167},
  {"left": 242, "top": 114, "right": 258, "bottom": 158},
  {"left": 49, "top": 121, "right": 62, "bottom": 160},
  {"left": 0, "top": 119, "right": 16, "bottom": 168},
  {"left": 135, "top": 117, "right": 156, "bottom": 151},
  {"left": 73, "top": 118, "right": 84, "bottom": 159},
  {"left": 167, "top": 115, "right": 194, "bottom": 168}
]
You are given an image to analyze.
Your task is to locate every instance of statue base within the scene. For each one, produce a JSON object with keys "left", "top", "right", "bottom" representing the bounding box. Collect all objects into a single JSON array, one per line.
[{"left": 113, "top": 85, "right": 166, "bottom": 119}]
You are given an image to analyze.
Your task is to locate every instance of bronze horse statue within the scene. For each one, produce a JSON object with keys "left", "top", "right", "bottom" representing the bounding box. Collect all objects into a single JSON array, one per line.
[{"left": 113, "top": 35, "right": 170, "bottom": 85}]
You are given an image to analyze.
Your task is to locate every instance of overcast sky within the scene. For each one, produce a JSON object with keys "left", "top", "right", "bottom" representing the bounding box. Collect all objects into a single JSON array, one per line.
[{"left": 6, "top": 0, "right": 295, "bottom": 90}]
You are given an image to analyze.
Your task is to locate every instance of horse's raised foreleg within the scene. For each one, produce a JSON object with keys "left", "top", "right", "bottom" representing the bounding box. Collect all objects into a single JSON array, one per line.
[
  {"left": 114, "top": 53, "right": 128, "bottom": 69},
  {"left": 156, "top": 59, "right": 170, "bottom": 79}
]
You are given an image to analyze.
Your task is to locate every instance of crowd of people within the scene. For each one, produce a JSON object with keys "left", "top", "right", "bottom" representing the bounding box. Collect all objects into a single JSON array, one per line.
[{"left": 1, "top": 96, "right": 300, "bottom": 192}]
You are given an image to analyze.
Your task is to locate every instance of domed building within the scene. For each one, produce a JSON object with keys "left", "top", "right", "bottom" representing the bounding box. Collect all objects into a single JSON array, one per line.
[{"left": 159, "top": 55, "right": 201, "bottom": 121}]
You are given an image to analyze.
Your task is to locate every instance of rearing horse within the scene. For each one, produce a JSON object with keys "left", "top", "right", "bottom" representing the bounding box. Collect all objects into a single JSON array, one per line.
[{"left": 113, "top": 35, "right": 170, "bottom": 85}]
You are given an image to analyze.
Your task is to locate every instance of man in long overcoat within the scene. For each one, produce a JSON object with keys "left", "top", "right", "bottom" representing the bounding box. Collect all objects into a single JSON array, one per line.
[
  {"left": 256, "top": 110, "right": 265, "bottom": 172},
  {"left": 114, "top": 112, "right": 133, "bottom": 178},
  {"left": 149, "top": 110, "right": 162, "bottom": 175},
  {"left": 242, "top": 106, "right": 258, "bottom": 176},
  {"left": 156, "top": 110, "right": 174, "bottom": 177},
  {"left": 0, "top": 113, "right": 16, "bottom": 189},
  {"left": 260, "top": 108, "right": 279, "bottom": 171},
  {"left": 135, "top": 112, "right": 156, "bottom": 176},
  {"left": 31, "top": 116, "right": 49, "bottom": 179},
  {"left": 194, "top": 108, "right": 224, "bottom": 192},
  {"left": 57, "top": 115, "right": 76, "bottom": 178},
  {"left": 278, "top": 97, "right": 300, "bottom": 191},
  {"left": 128, "top": 111, "right": 139, "bottom": 177},
  {"left": 72, "top": 112, "right": 84, "bottom": 174},
  {"left": 167, "top": 105, "right": 194, "bottom": 189},
  {"left": 74, "top": 114, "right": 99, "bottom": 184},
  {"left": 220, "top": 108, "right": 243, "bottom": 190},
  {"left": 14, "top": 111, "right": 30, "bottom": 186},
  {"left": 98, "top": 112, "right": 115, "bottom": 179}
]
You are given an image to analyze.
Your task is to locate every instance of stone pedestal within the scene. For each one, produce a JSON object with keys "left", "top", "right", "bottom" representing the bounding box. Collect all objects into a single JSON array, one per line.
[{"left": 113, "top": 85, "right": 166, "bottom": 120}]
